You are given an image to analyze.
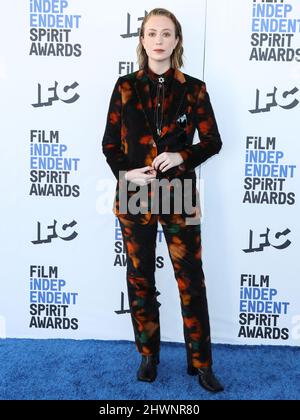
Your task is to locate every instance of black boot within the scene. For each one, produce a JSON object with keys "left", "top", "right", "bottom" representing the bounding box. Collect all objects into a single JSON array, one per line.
[
  {"left": 186, "top": 348, "right": 224, "bottom": 392},
  {"left": 188, "top": 364, "right": 224, "bottom": 392},
  {"left": 137, "top": 354, "right": 159, "bottom": 382},
  {"left": 197, "top": 367, "right": 224, "bottom": 393}
]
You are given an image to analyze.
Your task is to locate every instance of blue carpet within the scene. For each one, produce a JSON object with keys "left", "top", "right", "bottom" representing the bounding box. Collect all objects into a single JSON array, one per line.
[{"left": 0, "top": 339, "right": 299, "bottom": 400}]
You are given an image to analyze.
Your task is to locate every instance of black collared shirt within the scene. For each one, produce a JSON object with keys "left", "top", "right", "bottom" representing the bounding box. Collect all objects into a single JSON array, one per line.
[{"left": 145, "top": 65, "right": 175, "bottom": 138}]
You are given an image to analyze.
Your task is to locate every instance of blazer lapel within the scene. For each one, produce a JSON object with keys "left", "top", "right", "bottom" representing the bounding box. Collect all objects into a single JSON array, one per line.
[
  {"left": 134, "top": 70, "right": 156, "bottom": 137},
  {"left": 134, "top": 68, "right": 187, "bottom": 140},
  {"left": 162, "top": 69, "right": 187, "bottom": 137}
]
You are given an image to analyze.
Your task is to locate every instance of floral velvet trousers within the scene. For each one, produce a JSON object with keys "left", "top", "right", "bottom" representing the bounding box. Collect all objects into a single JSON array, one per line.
[{"left": 117, "top": 214, "right": 213, "bottom": 368}]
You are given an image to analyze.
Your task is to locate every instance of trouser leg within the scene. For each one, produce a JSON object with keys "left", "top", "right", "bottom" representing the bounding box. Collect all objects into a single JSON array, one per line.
[
  {"left": 117, "top": 215, "right": 160, "bottom": 356},
  {"left": 161, "top": 220, "right": 212, "bottom": 368}
]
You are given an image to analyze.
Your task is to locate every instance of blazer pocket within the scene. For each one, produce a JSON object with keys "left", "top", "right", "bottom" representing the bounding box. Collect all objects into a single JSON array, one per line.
[{"left": 176, "top": 113, "right": 187, "bottom": 129}]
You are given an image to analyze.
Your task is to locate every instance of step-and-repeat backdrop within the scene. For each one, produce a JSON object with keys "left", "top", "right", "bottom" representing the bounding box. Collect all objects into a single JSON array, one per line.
[{"left": 0, "top": 0, "right": 299, "bottom": 346}]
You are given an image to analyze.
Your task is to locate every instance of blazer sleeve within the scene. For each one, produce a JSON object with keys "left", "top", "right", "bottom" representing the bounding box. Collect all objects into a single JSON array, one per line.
[
  {"left": 178, "top": 82, "right": 222, "bottom": 171},
  {"left": 102, "top": 77, "right": 130, "bottom": 180}
]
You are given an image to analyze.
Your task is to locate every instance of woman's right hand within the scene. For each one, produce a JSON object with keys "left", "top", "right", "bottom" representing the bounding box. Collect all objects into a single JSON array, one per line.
[{"left": 125, "top": 166, "right": 157, "bottom": 186}]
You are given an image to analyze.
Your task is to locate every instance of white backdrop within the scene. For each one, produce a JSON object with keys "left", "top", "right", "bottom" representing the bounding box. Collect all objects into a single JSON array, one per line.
[{"left": 0, "top": 0, "right": 299, "bottom": 346}]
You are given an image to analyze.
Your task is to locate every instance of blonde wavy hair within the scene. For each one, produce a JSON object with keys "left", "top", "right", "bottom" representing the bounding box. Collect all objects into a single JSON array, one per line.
[{"left": 136, "top": 8, "right": 184, "bottom": 70}]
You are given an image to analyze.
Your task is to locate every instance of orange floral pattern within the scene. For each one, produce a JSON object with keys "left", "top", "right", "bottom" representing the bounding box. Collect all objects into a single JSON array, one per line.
[{"left": 118, "top": 214, "right": 212, "bottom": 368}]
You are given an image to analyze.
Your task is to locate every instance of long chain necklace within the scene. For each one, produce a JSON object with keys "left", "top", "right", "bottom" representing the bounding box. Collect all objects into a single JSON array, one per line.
[{"left": 155, "top": 76, "right": 165, "bottom": 136}]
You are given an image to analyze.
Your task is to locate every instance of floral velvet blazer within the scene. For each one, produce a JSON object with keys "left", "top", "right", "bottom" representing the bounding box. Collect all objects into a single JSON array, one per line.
[{"left": 102, "top": 67, "right": 222, "bottom": 225}]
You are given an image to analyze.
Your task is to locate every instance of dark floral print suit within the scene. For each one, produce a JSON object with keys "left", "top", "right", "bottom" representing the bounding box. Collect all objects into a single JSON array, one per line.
[{"left": 102, "top": 66, "right": 222, "bottom": 368}]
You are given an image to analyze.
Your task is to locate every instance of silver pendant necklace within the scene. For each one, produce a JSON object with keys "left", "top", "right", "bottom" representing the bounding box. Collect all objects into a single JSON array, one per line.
[{"left": 155, "top": 79, "right": 165, "bottom": 136}]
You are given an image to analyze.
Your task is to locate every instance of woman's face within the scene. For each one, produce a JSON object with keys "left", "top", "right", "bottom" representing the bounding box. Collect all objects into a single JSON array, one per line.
[{"left": 141, "top": 15, "right": 179, "bottom": 65}]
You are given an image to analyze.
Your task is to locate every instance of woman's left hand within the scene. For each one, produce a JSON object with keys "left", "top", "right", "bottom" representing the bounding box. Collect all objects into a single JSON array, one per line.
[{"left": 152, "top": 152, "right": 184, "bottom": 173}]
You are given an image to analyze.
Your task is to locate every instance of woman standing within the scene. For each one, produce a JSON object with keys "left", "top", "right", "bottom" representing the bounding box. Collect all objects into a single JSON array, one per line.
[{"left": 102, "top": 8, "right": 224, "bottom": 393}]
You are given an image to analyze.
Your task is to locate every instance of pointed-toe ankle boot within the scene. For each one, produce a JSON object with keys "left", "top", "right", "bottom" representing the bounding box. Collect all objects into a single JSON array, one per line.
[
  {"left": 197, "top": 367, "right": 224, "bottom": 393},
  {"left": 137, "top": 354, "right": 159, "bottom": 382},
  {"left": 185, "top": 349, "right": 224, "bottom": 392}
]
